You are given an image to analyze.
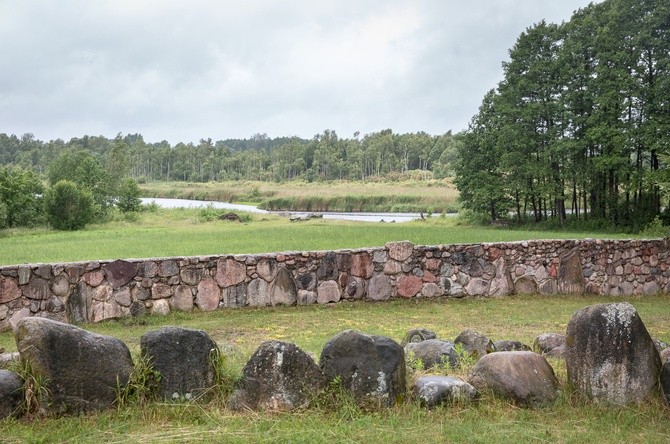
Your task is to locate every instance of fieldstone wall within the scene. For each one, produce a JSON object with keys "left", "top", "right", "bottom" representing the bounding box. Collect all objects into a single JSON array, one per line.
[{"left": 0, "top": 238, "right": 668, "bottom": 328}]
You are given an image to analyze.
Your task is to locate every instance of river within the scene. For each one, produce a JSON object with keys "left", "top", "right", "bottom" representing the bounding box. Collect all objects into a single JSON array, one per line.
[{"left": 140, "top": 198, "right": 431, "bottom": 223}]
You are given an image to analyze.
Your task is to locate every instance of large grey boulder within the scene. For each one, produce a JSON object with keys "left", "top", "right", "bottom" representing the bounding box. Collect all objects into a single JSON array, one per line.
[
  {"left": 229, "top": 341, "right": 326, "bottom": 411},
  {"left": 367, "top": 275, "right": 392, "bottom": 301},
  {"left": 454, "top": 329, "right": 495, "bottom": 360},
  {"left": 661, "top": 361, "right": 670, "bottom": 406},
  {"left": 533, "top": 333, "right": 566, "bottom": 354},
  {"left": 566, "top": 302, "right": 661, "bottom": 404},
  {"left": 468, "top": 351, "right": 559, "bottom": 408},
  {"left": 405, "top": 339, "right": 459, "bottom": 370},
  {"left": 140, "top": 327, "right": 219, "bottom": 402},
  {"left": 661, "top": 347, "right": 670, "bottom": 364},
  {"left": 654, "top": 339, "right": 668, "bottom": 354},
  {"left": 493, "top": 340, "right": 531, "bottom": 352},
  {"left": 413, "top": 376, "right": 478, "bottom": 408},
  {"left": 15, "top": 317, "right": 133, "bottom": 414},
  {"left": 319, "top": 330, "right": 405, "bottom": 407},
  {"left": 403, "top": 328, "right": 437, "bottom": 344},
  {"left": 0, "top": 369, "right": 23, "bottom": 418}
]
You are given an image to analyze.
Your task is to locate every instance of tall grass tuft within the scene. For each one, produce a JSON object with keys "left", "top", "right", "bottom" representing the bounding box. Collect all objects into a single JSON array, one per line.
[
  {"left": 15, "top": 359, "right": 50, "bottom": 418},
  {"left": 116, "top": 354, "right": 162, "bottom": 408},
  {"left": 209, "top": 347, "right": 241, "bottom": 402}
]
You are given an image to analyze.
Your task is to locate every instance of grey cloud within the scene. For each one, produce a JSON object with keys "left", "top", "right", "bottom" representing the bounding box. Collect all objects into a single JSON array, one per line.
[{"left": 1, "top": 0, "right": 600, "bottom": 144}]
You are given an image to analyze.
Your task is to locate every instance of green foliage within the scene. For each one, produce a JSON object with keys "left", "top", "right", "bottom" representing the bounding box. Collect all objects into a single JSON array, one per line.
[
  {"left": 47, "top": 149, "right": 113, "bottom": 219},
  {"left": 198, "top": 205, "right": 253, "bottom": 223},
  {"left": 44, "top": 180, "right": 94, "bottom": 230},
  {"left": 313, "top": 376, "right": 362, "bottom": 421},
  {"left": 198, "top": 205, "right": 222, "bottom": 222},
  {"left": 122, "top": 211, "right": 141, "bottom": 223},
  {"left": 405, "top": 351, "right": 425, "bottom": 372},
  {"left": 453, "top": 343, "right": 478, "bottom": 371},
  {"left": 259, "top": 194, "right": 454, "bottom": 213},
  {"left": 105, "top": 139, "right": 131, "bottom": 196},
  {"left": 0, "top": 165, "right": 45, "bottom": 228},
  {"left": 456, "top": 0, "right": 670, "bottom": 229},
  {"left": 116, "top": 354, "right": 162, "bottom": 408},
  {"left": 1, "top": 129, "right": 462, "bottom": 185},
  {"left": 117, "top": 178, "right": 142, "bottom": 213},
  {"left": 141, "top": 201, "right": 160, "bottom": 213},
  {"left": 639, "top": 216, "right": 669, "bottom": 238},
  {"left": 210, "top": 347, "right": 241, "bottom": 400},
  {"left": 16, "top": 359, "right": 50, "bottom": 418}
]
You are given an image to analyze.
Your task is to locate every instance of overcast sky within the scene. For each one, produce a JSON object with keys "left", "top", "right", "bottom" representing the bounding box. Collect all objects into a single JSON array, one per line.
[{"left": 1, "top": 1, "right": 600, "bottom": 145}]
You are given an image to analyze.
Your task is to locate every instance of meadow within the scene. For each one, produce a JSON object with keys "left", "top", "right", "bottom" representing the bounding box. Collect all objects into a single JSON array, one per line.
[
  {"left": 0, "top": 295, "right": 668, "bottom": 443},
  {"left": 0, "top": 182, "right": 668, "bottom": 443},
  {"left": 0, "top": 207, "right": 649, "bottom": 267}
]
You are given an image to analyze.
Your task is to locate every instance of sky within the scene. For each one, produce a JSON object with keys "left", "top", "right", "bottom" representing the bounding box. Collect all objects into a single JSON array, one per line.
[{"left": 0, "top": 1, "right": 601, "bottom": 145}]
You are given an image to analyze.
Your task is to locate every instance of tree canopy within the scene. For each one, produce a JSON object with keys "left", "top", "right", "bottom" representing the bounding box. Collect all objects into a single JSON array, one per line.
[
  {"left": 0, "top": 130, "right": 460, "bottom": 184},
  {"left": 455, "top": 0, "right": 670, "bottom": 229}
]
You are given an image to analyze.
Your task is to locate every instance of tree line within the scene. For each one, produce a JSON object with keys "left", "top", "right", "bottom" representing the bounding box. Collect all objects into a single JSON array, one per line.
[
  {"left": 0, "top": 129, "right": 458, "bottom": 230},
  {"left": 455, "top": 0, "right": 670, "bottom": 230},
  {"left": 0, "top": 144, "right": 142, "bottom": 231},
  {"left": 0, "top": 130, "right": 460, "bottom": 184}
]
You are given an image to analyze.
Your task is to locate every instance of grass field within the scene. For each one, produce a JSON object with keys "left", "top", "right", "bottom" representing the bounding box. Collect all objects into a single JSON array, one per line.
[
  {"left": 1, "top": 182, "right": 669, "bottom": 442},
  {"left": 0, "top": 209, "right": 646, "bottom": 266},
  {"left": 0, "top": 295, "right": 669, "bottom": 443}
]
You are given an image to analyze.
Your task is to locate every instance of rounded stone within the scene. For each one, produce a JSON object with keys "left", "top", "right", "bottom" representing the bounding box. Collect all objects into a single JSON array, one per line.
[{"left": 195, "top": 279, "right": 221, "bottom": 311}]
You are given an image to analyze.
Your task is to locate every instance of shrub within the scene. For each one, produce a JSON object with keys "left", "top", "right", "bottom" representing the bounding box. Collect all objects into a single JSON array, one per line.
[
  {"left": 199, "top": 205, "right": 220, "bottom": 222},
  {"left": 0, "top": 165, "right": 45, "bottom": 228},
  {"left": 141, "top": 201, "right": 160, "bottom": 213},
  {"left": 117, "top": 178, "right": 142, "bottom": 213},
  {"left": 44, "top": 180, "right": 95, "bottom": 230},
  {"left": 47, "top": 149, "right": 111, "bottom": 215}
]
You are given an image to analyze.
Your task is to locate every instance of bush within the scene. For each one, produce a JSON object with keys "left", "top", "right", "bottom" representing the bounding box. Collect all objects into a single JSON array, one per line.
[
  {"left": 141, "top": 201, "right": 160, "bottom": 213},
  {"left": 117, "top": 178, "right": 142, "bottom": 213},
  {"left": 44, "top": 180, "right": 94, "bottom": 230},
  {"left": 0, "top": 165, "right": 45, "bottom": 228}
]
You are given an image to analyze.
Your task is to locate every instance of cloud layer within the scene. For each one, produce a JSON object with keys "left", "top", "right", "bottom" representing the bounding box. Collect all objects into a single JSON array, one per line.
[{"left": 0, "top": 1, "right": 598, "bottom": 144}]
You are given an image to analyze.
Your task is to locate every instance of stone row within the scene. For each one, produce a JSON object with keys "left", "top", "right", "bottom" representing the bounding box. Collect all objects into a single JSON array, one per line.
[
  {"left": 2, "top": 301, "right": 667, "bottom": 418},
  {"left": 0, "top": 238, "right": 668, "bottom": 327}
]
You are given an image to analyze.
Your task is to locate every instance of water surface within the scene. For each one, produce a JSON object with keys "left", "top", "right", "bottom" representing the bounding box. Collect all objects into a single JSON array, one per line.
[{"left": 141, "top": 198, "right": 430, "bottom": 223}]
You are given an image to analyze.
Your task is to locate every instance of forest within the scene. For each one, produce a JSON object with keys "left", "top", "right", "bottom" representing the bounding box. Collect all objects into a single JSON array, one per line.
[
  {"left": 0, "top": 129, "right": 459, "bottom": 184},
  {"left": 455, "top": 0, "right": 670, "bottom": 229},
  {"left": 0, "top": 129, "right": 459, "bottom": 230}
]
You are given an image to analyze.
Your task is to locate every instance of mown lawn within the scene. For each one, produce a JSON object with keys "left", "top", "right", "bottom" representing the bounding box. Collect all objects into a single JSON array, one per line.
[
  {"left": 0, "top": 295, "right": 669, "bottom": 443},
  {"left": 0, "top": 209, "right": 644, "bottom": 267}
]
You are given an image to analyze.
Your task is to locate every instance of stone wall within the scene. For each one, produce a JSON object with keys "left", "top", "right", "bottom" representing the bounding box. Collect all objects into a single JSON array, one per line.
[{"left": 0, "top": 238, "right": 668, "bottom": 328}]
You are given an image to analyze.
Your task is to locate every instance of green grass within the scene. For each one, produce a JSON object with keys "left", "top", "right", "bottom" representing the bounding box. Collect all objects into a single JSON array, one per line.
[
  {"left": 0, "top": 209, "right": 642, "bottom": 266},
  {"left": 1, "top": 186, "right": 668, "bottom": 442},
  {"left": 0, "top": 295, "right": 669, "bottom": 443}
]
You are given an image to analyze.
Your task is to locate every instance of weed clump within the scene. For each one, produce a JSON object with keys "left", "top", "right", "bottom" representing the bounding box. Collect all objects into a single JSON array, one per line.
[
  {"left": 116, "top": 354, "right": 162, "bottom": 408},
  {"left": 17, "top": 359, "right": 50, "bottom": 418}
]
